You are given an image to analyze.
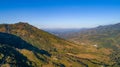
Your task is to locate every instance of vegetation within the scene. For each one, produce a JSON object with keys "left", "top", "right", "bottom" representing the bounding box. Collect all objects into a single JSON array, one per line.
[
  {"left": 0, "top": 22, "right": 120, "bottom": 67},
  {"left": 54, "top": 23, "right": 120, "bottom": 66}
]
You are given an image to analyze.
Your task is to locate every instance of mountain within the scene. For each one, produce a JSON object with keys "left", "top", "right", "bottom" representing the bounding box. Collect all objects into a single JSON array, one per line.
[
  {"left": 0, "top": 22, "right": 75, "bottom": 52},
  {"left": 48, "top": 23, "right": 120, "bottom": 66},
  {"left": 0, "top": 22, "right": 119, "bottom": 67},
  {"left": 44, "top": 28, "right": 87, "bottom": 38},
  {"left": 0, "top": 32, "right": 50, "bottom": 67},
  {"left": 58, "top": 23, "right": 120, "bottom": 48}
]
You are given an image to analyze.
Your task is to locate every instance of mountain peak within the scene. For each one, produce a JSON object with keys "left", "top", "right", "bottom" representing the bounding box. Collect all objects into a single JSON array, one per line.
[
  {"left": 16, "top": 22, "right": 29, "bottom": 24},
  {"left": 114, "top": 22, "right": 120, "bottom": 25},
  {"left": 14, "top": 22, "right": 30, "bottom": 26}
]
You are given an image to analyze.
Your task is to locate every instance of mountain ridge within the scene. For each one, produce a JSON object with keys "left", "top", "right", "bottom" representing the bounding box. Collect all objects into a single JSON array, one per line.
[{"left": 0, "top": 22, "right": 119, "bottom": 67}]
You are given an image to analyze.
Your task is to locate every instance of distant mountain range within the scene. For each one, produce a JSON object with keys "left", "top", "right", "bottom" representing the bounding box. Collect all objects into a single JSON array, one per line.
[
  {"left": 0, "top": 22, "right": 120, "bottom": 67},
  {"left": 44, "top": 28, "right": 88, "bottom": 38},
  {"left": 48, "top": 23, "right": 120, "bottom": 48}
]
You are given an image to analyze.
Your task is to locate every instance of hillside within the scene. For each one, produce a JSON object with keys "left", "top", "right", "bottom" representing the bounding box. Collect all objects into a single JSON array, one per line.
[
  {"left": 0, "top": 32, "right": 51, "bottom": 67},
  {"left": 49, "top": 23, "right": 120, "bottom": 66},
  {"left": 0, "top": 22, "right": 119, "bottom": 67},
  {"left": 0, "top": 22, "right": 76, "bottom": 53},
  {"left": 59, "top": 23, "right": 120, "bottom": 48}
]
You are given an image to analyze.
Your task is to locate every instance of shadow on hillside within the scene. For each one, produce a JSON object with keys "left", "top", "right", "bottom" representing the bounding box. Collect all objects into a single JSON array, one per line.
[
  {"left": 0, "top": 44, "right": 32, "bottom": 67},
  {"left": 0, "top": 32, "right": 51, "bottom": 56}
]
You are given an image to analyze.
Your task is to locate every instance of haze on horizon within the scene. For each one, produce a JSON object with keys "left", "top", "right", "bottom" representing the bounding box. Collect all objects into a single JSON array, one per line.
[{"left": 0, "top": 0, "right": 120, "bottom": 29}]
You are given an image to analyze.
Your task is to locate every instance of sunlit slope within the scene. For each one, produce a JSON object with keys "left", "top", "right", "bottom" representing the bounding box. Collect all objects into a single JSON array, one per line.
[
  {"left": 54, "top": 23, "right": 120, "bottom": 66},
  {"left": 0, "top": 22, "right": 77, "bottom": 53},
  {"left": 0, "top": 22, "right": 118, "bottom": 67},
  {"left": 62, "top": 23, "right": 120, "bottom": 49}
]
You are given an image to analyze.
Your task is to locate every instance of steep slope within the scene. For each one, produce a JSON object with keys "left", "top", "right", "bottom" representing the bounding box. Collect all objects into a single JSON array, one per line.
[
  {"left": 0, "top": 32, "right": 51, "bottom": 67},
  {"left": 0, "top": 22, "right": 117, "bottom": 67},
  {"left": 0, "top": 32, "right": 88, "bottom": 67},
  {"left": 0, "top": 22, "right": 77, "bottom": 53}
]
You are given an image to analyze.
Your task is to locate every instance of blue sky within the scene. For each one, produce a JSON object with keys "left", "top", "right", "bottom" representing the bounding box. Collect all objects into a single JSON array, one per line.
[{"left": 0, "top": 0, "right": 120, "bottom": 28}]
